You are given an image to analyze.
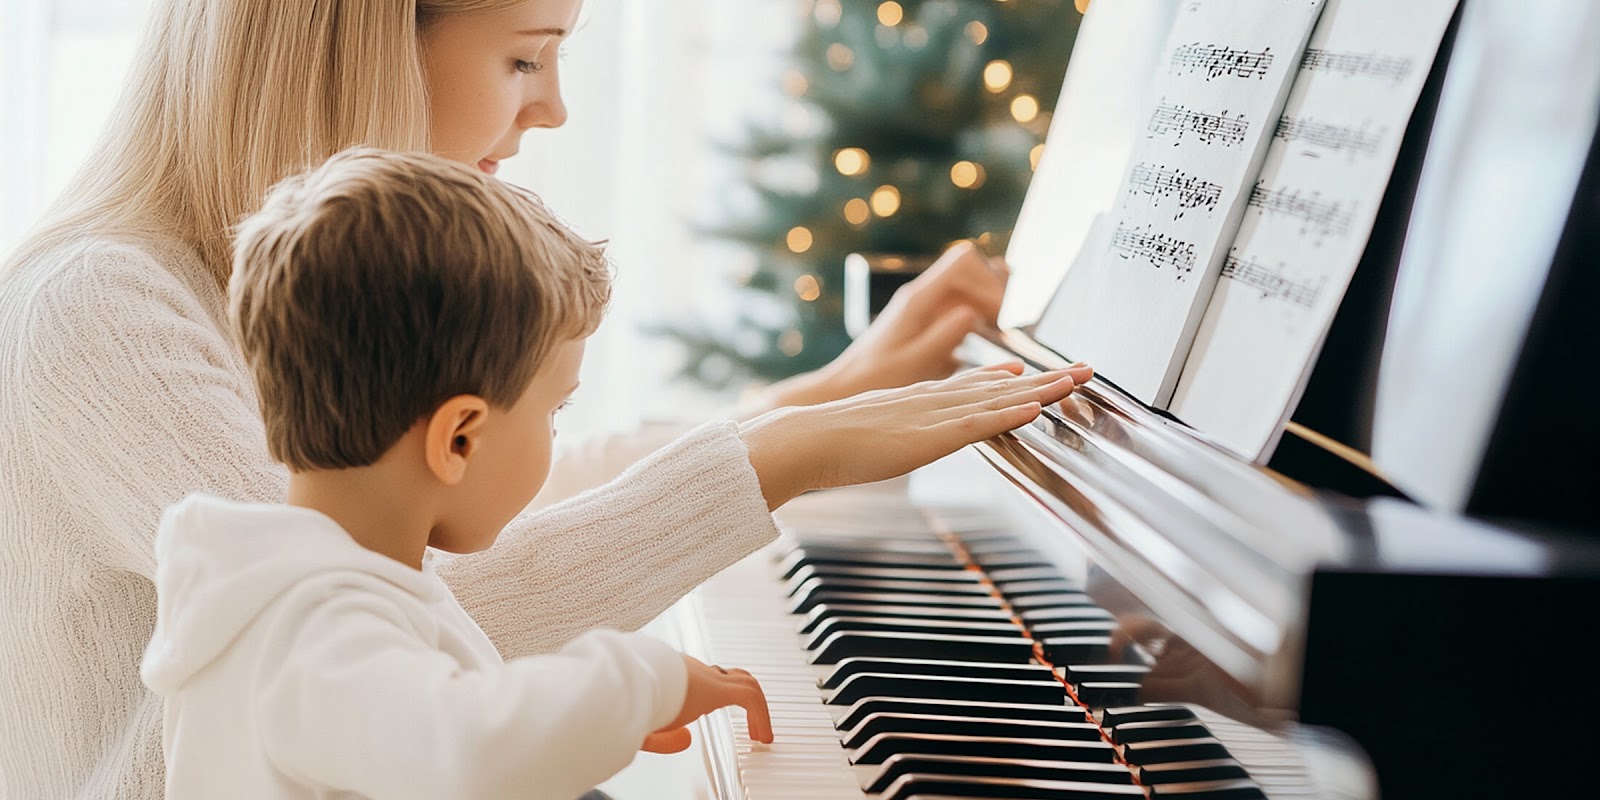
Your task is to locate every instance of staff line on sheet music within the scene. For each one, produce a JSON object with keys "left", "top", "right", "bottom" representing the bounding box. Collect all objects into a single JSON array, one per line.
[
  {"left": 1170, "top": 42, "right": 1274, "bottom": 81},
  {"left": 1220, "top": 253, "right": 1323, "bottom": 307},
  {"left": 1127, "top": 162, "right": 1224, "bottom": 219},
  {"left": 1299, "top": 47, "right": 1413, "bottom": 82},
  {"left": 1147, "top": 98, "right": 1251, "bottom": 148},
  {"left": 1111, "top": 223, "right": 1197, "bottom": 278},
  {"left": 1274, "top": 114, "right": 1384, "bottom": 159},
  {"left": 1245, "top": 180, "right": 1354, "bottom": 242}
]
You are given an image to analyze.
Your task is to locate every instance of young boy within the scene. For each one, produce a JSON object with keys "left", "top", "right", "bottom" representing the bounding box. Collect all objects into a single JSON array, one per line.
[{"left": 140, "top": 148, "right": 1085, "bottom": 798}]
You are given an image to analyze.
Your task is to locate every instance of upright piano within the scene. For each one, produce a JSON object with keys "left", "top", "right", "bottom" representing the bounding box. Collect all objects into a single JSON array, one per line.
[{"left": 674, "top": 328, "right": 1600, "bottom": 800}]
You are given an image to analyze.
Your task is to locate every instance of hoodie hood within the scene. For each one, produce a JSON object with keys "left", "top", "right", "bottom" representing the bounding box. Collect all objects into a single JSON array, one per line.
[{"left": 141, "top": 494, "right": 439, "bottom": 694}]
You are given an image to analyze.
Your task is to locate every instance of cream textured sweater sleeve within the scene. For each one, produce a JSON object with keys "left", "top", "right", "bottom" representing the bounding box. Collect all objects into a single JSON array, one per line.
[{"left": 0, "top": 238, "right": 781, "bottom": 798}]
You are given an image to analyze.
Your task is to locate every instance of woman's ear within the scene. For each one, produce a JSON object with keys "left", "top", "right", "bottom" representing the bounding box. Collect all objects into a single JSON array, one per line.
[{"left": 424, "top": 395, "right": 490, "bottom": 485}]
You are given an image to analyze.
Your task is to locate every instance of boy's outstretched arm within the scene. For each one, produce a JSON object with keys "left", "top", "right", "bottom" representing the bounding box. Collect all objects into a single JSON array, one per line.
[{"left": 739, "top": 362, "right": 1092, "bottom": 511}]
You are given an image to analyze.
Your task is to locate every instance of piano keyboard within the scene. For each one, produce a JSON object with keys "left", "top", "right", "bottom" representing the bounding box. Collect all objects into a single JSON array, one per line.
[{"left": 685, "top": 512, "right": 1290, "bottom": 800}]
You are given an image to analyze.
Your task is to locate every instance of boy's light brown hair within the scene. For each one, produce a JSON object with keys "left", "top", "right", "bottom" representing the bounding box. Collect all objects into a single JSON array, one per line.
[{"left": 230, "top": 147, "right": 611, "bottom": 471}]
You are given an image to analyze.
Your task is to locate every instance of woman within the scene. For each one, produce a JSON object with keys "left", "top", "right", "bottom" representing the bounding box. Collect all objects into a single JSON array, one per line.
[{"left": 0, "top": 0, "right": 1051, "bottom": 797}]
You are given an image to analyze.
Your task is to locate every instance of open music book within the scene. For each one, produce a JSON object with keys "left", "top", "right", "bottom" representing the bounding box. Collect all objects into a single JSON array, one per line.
[{"left": 1012, "top": 0, "right": 1459, "bottom": 461}]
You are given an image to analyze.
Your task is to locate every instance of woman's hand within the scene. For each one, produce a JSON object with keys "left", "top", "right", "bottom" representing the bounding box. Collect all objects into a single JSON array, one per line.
[
  {"left": 640, "top": 655, "right": 772, "bottom": 754},
  {"left": 740, "top": 362, "right": 1091, "bottom": 511},
  {"left": 759, "top": 240, "right": 1008, "bottom": 410}
]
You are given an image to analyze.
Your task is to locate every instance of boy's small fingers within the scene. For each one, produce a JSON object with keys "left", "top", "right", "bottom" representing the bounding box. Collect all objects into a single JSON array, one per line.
[{"left": 739, "top": 685, "right": 774, "bottom": 744}]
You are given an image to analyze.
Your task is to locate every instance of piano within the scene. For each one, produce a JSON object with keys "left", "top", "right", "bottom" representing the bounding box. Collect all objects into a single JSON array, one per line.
[{"left": 673, "top": 328, "right": 1600, "bottom": 800}]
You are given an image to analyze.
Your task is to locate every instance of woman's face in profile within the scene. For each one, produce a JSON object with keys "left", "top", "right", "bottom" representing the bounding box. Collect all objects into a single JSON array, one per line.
[{"left": 421, "top": 0, "right": 585, "bottom": 176}]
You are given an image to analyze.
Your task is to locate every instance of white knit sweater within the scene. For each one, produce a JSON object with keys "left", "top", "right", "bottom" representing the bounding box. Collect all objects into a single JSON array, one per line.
[{"left": 0, "top": 236, "right": 782, "bottom": 800}]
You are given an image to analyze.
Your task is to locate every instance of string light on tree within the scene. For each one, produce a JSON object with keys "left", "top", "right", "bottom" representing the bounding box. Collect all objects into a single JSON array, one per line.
[
  {"left": 966, "top": 21, "right": 989, "bottom": 45},
  {"left": 778, "top": 329, "right": 805, "bottom": 357},
  {"left": 793, "top": 274, "right": 822, "bottom": 302},
  {"left": 833, "top": 147, "right": 870, "bottom": 177},
  {"left": 950, "top": 160, "right": 987, "bottom": 189},
  {"left": 877, "top": 1, "right": 904, "bottom": 26},
  {"left": 843, "top": 198, "right": 871, "bottom": 226},
  {"left": 1030, "top": 143, "right": 1046, "bottom": 170},
  {"left": 782, "top": 69, "right": 809, "bottom": 96},
  {"left": 826, "top": 43, "right": 854, "bottom": 70},
  {"left": 1010, "top": 93, "right": 1040, "bottom": 123},
  {"left": 870, "top": 185, "right": 902, "bottom": 217},
  {"left": 786, "top": 226, "right": 815, "bottom": 253},
  {"left": 983, "top": 60, "right": 1013, "bottom": 93},
  {"left": 814, "top": 0, "right": 841, "bottom": 28}
]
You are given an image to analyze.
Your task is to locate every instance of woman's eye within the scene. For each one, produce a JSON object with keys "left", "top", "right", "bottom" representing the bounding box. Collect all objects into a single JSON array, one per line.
[{"left": 514, "top": 59, "right": 544, "bottom": 74}]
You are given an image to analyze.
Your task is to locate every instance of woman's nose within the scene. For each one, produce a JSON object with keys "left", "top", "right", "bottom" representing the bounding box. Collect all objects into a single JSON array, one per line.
[{"left": 517, "top": 89, "right": 568, "bottom": 130}]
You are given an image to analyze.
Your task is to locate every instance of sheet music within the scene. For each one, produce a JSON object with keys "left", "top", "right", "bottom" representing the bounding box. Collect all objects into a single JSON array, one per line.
[
  {"left": 1034, "top": 0, "right": 1325, "bottom": 405},
  {"left": 1170, "top": 0, "right": 1460, "bottom": 460},
  {"left": 1002, "top": 0, "right": 1179, "bottom": 329}
]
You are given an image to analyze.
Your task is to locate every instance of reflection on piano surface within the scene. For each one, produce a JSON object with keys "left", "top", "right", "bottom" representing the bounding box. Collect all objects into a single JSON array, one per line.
[{"left": 677, "top": 329, "right": 1600, "bottom": 800}]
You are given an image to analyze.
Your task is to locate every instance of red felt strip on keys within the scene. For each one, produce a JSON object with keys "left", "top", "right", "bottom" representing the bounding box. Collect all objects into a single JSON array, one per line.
[{"left": 939, "top": 532, "right": 1150, "bottom": 796}]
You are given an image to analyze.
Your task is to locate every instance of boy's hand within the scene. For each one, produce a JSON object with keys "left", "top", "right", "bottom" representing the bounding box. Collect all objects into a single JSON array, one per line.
[
  {"left": 640, "top": 655, "right": 772, "bottom": 753},
  {"left": 740, "top": 362, "right": 1092, "bottom": 510}
]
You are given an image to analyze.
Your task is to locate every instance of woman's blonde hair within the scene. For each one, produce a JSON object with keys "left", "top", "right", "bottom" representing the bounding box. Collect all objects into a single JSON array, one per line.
[{"left": 7, "top": 0, "right": 526, "bottom": 286}]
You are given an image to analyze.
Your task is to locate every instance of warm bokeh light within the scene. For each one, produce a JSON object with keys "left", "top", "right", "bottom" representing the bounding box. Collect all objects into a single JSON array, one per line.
[
  {"left": 1075, "top": 0, "right": 1092, "bottom": 13},
  {"left": 1030, "top": 143, "right": 1046, "bottom": 170},
  {"left": 950, "top": 160, "right": 986, "bottom": 189},
  {"left": 786, "top": 226, "right": 814, "bottom": 254},
  {"left": 871, "top": 185, "right": 902, "bottom": 217},
  {"left": 833, "top": 147, "right": 870, "bottom": 177},
  {"left": 1011, "top": 93, "right": 1040, "bottom": 123},
  {"left": 844, "top": 197, "right": 871, "bottom": 225},
  {"left": 827, "top": 43, "right": 855, "bottom": 71},
  {"left": 782, "top": 69, "right": 809, "bottom": 97},
  {"left": 966, "top": 21, "right": 989, "bottom": 45},
  {"left": 877, "top": 1, "right": 904, "bottom": 26},
  {"left": 778, "top": 329, "right": 805, "bottom": 356},
  {"left": 815, "top": 0, "right": 842, "bottom": 28},
  {"left": 794, "top": 274, "right": 822, "bottom": 302},
  {"left": 983, "top": 60, "right": 1013, "bottom": 93}
]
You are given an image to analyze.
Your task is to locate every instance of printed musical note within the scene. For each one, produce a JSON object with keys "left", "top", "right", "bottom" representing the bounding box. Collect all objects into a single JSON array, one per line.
[
  {"left": 1299, "top": 48, "right": 1412, "bottom": 82},
  {"left": 1274, "top": 115, "right": 1383, "bottom": 158},
  {"left": 1245, "top": 181, "right": 1352, "bottom": 241},
  {"left": 1219, "top": 253, "right": 1323, "bottom": 307},
  {"left": 1170, "top": 43, "right": 1274, "bottom": 81},
  {"left": 1127, "top": 162, "right": 1224, "bottom": 219},
  {"left": 1111, "top": 224, "right": 1198, "bottom": 277},
  {"left": 1147, "top": 99, "right": 1252, "bottom": 148}
]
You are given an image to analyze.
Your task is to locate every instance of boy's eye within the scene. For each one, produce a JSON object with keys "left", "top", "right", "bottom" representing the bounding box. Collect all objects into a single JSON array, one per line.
[{"left": 514, "top": 59, "right": 544, "bottom": 74}]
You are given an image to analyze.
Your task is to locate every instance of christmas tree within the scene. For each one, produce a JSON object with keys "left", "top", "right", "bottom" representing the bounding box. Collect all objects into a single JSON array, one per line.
[{"left": 670, "top": 0, "right": 1084, "bottom": 388}]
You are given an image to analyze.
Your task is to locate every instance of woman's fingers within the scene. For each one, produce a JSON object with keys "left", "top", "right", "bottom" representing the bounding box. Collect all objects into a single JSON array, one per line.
[{"left": 640, "top": 727, "right": 693, "bottom": 753}]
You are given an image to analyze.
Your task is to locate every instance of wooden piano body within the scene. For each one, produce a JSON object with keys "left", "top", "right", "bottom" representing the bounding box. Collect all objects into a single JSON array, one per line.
[{"left": 674, "top": 328, "right": 1600, "bottom": 799}]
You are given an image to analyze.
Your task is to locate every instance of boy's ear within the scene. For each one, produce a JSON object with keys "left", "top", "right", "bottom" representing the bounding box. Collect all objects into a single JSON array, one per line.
[{"left": 424, "top": 395, "right": 490, "bottom": 485}]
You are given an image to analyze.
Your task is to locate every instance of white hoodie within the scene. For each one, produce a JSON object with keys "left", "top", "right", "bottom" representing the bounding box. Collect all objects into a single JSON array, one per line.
[{"left": 140, "top": 494, "right": 688, "bottom": 800}]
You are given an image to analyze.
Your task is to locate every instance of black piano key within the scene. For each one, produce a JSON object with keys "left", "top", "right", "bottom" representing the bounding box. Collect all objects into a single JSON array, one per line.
[
  {"left": 878, "top": 773, "right": 1145, "bottom": 800},
  {"left": 986, "top": 566, "right": 1072, "bottom": 583},
  {"left": 1101, "top": 705, "right": 1198, "bottom": 728},
  {"left": 1040, "top": 636, "right": 1114, "bottom": 664},
  {"left": 1120, "top": 737, "right": 1231, "bottom": 765},
  {"left": 826, "top": 673, "right": 1068, "bottom": 706},
  {"left": 850, "top": 732, "right": 1117, "bottom": 767},
  {"left": 1073, "top": 682, "right": 1142, "bottom": 708},
  {"left": 1135, "top": 759, "right": 1251, "bottom": 785},
  {"left": 1110, "top": 719, "right": 1211, "bottom": 745},
  {"left": 808, "top": 630, "right": 1036, "bottom": 665},
  {"left": 1030, "top": 620, "right": 1119, "bottom": 637},
  {"left": 1010, "top": 593, "right": 1107, "bottom": 610},
  {"left": 996, "top": 579, "right": 1085, "bottom": 597},
  {"left": 819, "top": 657, "right": 1053, "bottom": 689},
  {"left": 1144, "top": 779, "right": 1267, "bottom": 799},
  {"left": 800, "top": 603, "right": 1013, "bottom": 634},
  {"left": 789, "top": 589, "right": 1003, "bottom": 615},
  {"left": 866, "top": 754, "right": 1136, "bottom": 793},
  {"left": 1020, "top": 605, "right": 1114, "bottom": 622},
  {"left": 843, "top": 712, "right": 1105, "bottom": 750},
  {"left": 834, "top": 697, "right": 1091, "bottom": 731},
  {"left": 1063, "top": 664, "right": 1152, "bottom": 683},
  {"left": 789, "top": 576, "right": 994, "bottom": 600},
  {"left": 803, "top": 616, "right": 1026, "bottom": 651},
  {"left": 777, "top": 548, "right": 963, "bottom": 578},
  {"left": 784, "top": 564, "right": 984, "bottom": 593}
]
